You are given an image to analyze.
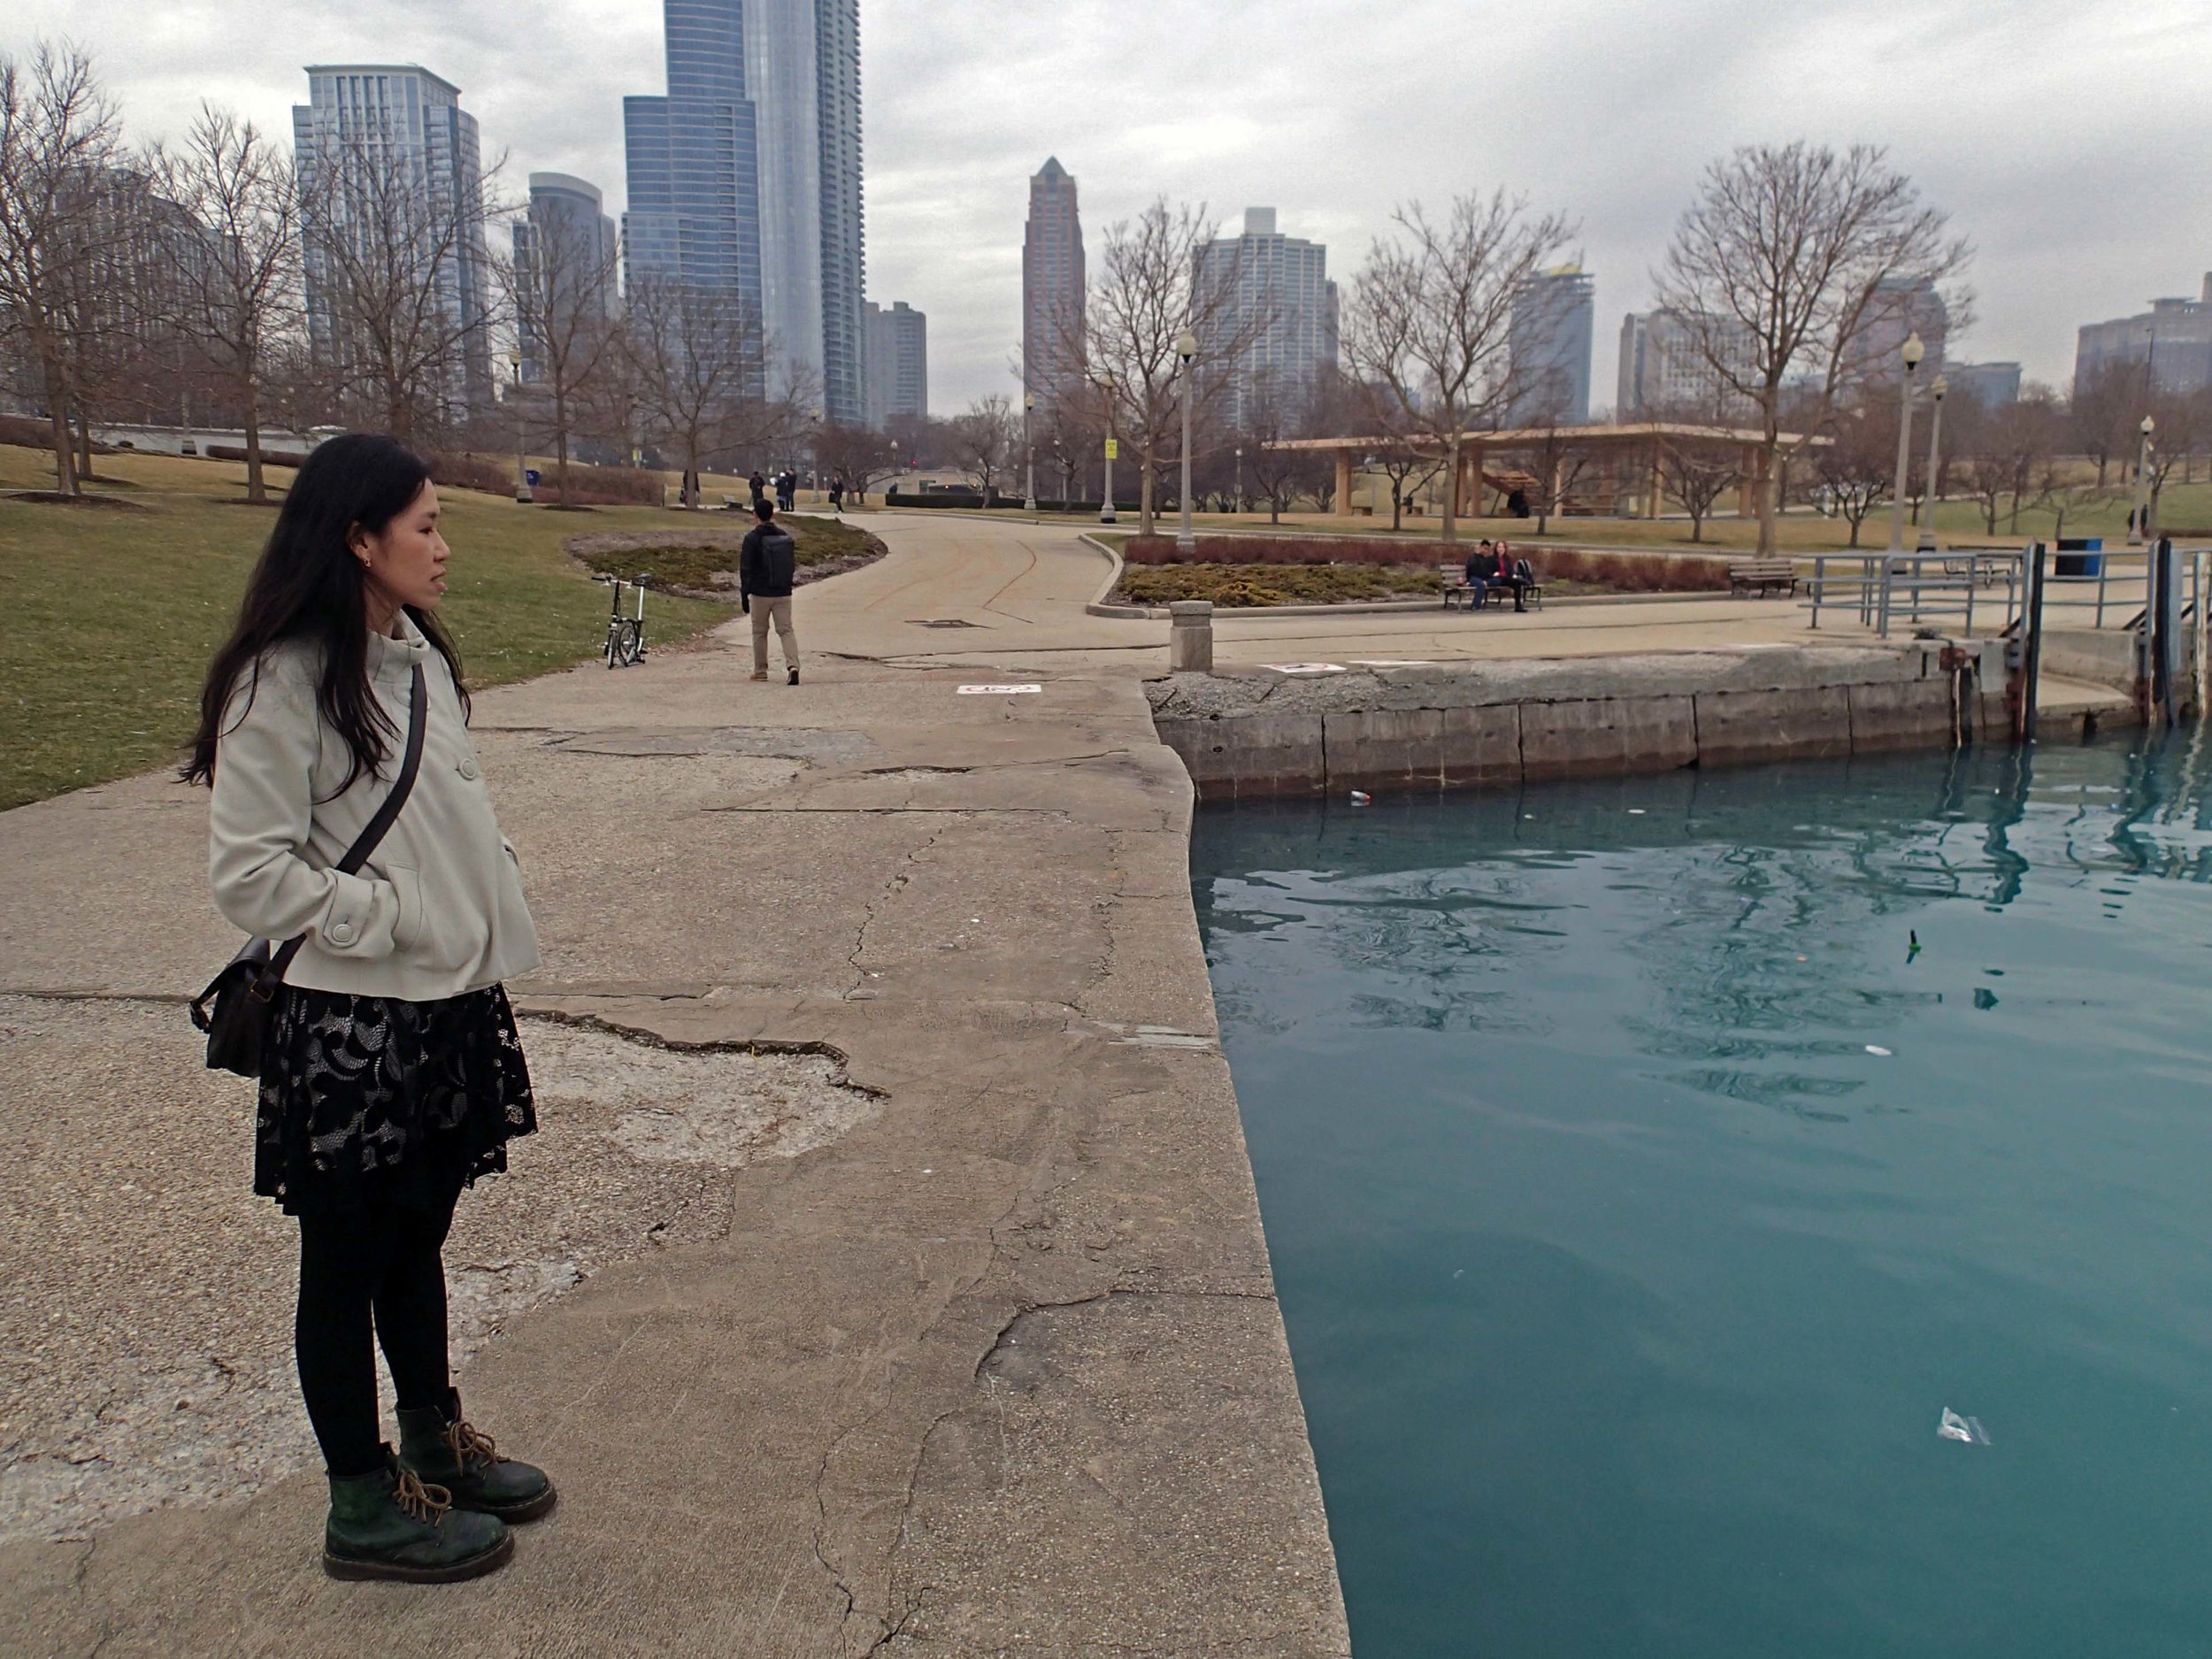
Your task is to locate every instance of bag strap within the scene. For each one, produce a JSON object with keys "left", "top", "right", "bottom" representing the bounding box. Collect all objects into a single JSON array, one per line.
[{"left": 257, "top": 662, "right": 429, "bottom": 994}]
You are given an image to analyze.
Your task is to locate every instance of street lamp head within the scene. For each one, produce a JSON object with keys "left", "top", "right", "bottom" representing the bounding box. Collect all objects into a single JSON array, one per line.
[
  {"left": 2142, "top": 414, "right": 2157, "bottom": 436},
  {"left": 1175, "top": 329, "right": 1197, "bottom": 365},
  {"left": 1025, "top": 392, "right": 1035, "bottom": 411},
  {"left": 1932, "top": 375, "right": 1947, "bottom": 400},
  {"left": 1901, "top": 333, "right": 1925, "bottom": 372}
]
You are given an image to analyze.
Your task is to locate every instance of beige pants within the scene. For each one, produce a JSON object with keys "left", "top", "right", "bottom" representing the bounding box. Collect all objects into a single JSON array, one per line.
[{"left": 749, "top": 596, "right": 796, "bottom": 673}]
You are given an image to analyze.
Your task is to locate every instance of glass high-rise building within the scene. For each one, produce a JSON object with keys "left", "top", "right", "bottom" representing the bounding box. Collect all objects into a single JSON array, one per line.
[
  {"left": 513, "top": 173, "right": 619, "bottom": 383},
  {"left": 1023, "top": 157, "right": 1085, "bottom": 411},
  {"left": 1193, "top": 207, "right": 1336, "bottom": 434},
  {"left": 623, "top": 0, "right": 864, "bottom": 424},
  {"left": 294, "top": 64, "right": 494, "bottom": 419},
  {"left": 1507, "top": 265, "right": 1594, "bottom": 425}
]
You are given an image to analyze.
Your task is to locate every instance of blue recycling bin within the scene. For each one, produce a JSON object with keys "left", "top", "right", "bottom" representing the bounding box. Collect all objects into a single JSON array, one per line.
[
  {"left": 525, "top": 467, "right": 541, "bottom": 487},
  {"left": 2052, "top": 536, "right": 2102, "bottom": 579}
]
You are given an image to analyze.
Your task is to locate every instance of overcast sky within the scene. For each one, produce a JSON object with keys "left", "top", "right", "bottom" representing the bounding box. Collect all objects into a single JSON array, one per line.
[{"left": 14, "top": 0, "right": 2212, "bottom": 413}]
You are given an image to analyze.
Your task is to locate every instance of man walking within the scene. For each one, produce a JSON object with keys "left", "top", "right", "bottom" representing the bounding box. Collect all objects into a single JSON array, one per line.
[{"left": 740, "top": 499, "right": 801, "bottom": 684}]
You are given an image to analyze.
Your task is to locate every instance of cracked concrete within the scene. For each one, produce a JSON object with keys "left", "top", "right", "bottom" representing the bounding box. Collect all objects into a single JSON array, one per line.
[{"left": 0, "top": 511, "right": 1349, "bottom": 1656}]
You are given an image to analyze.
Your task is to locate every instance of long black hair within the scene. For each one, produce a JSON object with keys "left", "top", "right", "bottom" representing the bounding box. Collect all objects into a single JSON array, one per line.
[{"left": 184, "top": 434, "right": 466, "bottom": 793}]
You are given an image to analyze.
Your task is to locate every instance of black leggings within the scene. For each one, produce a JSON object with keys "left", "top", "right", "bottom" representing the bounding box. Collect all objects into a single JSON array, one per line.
[{"left": 295, "top": 1193, "right": 459, "bottom": 1479}]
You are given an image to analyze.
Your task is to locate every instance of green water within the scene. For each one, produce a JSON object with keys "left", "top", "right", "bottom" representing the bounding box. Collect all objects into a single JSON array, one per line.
[{"left": 1191, "top": 737, "right": 2212, "bottom": 1659}]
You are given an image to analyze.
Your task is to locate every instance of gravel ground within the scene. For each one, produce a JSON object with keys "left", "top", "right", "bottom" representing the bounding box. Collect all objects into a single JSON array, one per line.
[{"left": 0, "top": 995, "right": 878, "bottom": 1543}]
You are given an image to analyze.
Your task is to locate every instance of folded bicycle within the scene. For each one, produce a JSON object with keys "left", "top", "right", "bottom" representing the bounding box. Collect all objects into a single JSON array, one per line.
[{"left": 596, "top": 574, "right": 648, "bottom": 668}]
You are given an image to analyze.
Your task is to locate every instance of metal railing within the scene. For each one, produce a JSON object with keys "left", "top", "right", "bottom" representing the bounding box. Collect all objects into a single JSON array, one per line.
[{"left": 1806, "top": 549, "right": 2025, "bottom": 638}]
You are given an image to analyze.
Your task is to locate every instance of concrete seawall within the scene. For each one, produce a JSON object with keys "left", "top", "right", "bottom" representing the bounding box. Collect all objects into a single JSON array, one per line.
[{"left": 1148, "top": 642, "right": 2015, "bottom": 800}]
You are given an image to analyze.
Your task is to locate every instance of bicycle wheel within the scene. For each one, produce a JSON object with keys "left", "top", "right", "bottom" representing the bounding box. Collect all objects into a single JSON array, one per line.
[
  {"left": 605, "top": 621, "right": 623, "bottom": 669},
  {"left": 615, "top": 618, "right": 642, "bottom": 666},
  {"left": 627, "top": 625, "right": 648, "bottom": 664}
]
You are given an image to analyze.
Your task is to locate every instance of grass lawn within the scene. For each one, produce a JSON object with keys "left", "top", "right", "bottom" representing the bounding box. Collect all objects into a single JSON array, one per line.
[{"left": 0, "top": 445, "right": 731, "bottom": 810}]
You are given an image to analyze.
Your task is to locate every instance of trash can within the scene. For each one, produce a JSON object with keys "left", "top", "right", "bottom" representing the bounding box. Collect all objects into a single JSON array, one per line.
[{"left": 2053, "top": 536, "right": 2102, "bottom": 579}]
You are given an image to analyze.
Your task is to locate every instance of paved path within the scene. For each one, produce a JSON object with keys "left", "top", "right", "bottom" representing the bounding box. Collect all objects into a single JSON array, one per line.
[{"left": 0, "top": 511, "right": 1349, "bottom": 1656}]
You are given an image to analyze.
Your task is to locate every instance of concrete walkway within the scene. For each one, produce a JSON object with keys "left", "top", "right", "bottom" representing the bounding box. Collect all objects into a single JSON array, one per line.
[
  {"left": 0, "top": 511, "right": 1348, "bottom": 1655},
  {"left": 0, "top": 510, "right": 2082, "bottom": 1655}
]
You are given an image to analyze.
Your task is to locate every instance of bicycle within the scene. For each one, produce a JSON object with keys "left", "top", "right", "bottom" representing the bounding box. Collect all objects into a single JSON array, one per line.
[{"left": 597, "top": 574, "right": 648, "bottom": 668}]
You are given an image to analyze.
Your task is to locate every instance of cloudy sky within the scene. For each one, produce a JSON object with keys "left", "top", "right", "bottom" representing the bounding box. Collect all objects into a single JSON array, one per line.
[{"left": 14, "top": 0, "right": 2212, "bottom": 412}]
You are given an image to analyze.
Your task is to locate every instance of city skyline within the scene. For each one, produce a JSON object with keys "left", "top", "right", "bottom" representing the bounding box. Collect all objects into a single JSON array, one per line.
[{"left": 15, "top": 0, "right": 2212, "bottom": 412}]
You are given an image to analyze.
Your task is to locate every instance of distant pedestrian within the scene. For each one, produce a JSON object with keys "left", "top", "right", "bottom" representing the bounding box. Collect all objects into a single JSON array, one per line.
[
  {"left": 185, "top": 434, "right": 554, "bottom": 1584},
  {"left": 749, "top": 471, "right": 767, "bottom": 511},
  {"left": 741, "top": 496, "right": 801, "bottom": 685},
  {"left": 778, "top": 469, "right": 797, "bottom": 511},
  {"left": 828, "top": 474, "right": 845, "bottom": 512}
]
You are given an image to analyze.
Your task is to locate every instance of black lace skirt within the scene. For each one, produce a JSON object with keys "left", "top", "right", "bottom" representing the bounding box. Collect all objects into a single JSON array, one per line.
[{"left": 255, "top": 983, "right": 536, "bottom": 1215}]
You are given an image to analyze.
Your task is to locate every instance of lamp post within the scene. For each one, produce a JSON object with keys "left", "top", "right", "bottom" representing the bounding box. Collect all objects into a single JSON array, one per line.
[
  {"left": 1175, "top": 328, "right": 1197, "bottom": 554},
  {"left": 1886, "top": 331, "right": 1924, "bottom": 553},
  {"left": 1234, "top": 445, "right": 1243, "bottom": 515},
  {"left": 886, "top": 438, "right": 898, "bottom": 504},
  {"left": 2130, "top": 414, "right": 2155, "bottom": 545},
  {"left": 1916, "top": 374, "right": 1947, "bottom": 550},
  {"left": 508, "top": 349, "right": 532, "bottom": 503},
  {"left": 1023, "top": 391, "right": 1038, "bottom": 512},
  {"left": 1100, "top": 371, "right": 1118, "bottom": 525}
]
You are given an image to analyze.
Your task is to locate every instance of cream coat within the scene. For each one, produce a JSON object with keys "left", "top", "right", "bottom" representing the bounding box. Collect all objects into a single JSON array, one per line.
[{"left": 208, "top": 615, "right": 541, "bottom": 1001}]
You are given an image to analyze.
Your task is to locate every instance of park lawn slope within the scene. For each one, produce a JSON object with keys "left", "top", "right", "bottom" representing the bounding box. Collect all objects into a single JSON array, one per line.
[{"left": 0, "top": 445, "right": 728, "bottom": 810}]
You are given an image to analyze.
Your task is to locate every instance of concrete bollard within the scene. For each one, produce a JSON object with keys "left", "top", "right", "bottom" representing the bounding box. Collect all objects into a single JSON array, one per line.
[{"left": 1168, "top": 600, "right": 1215, "bottom": 673}]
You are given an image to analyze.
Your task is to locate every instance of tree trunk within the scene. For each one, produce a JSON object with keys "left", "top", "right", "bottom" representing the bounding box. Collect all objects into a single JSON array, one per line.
[
  {"left": 1755, "top": 438, "right": 1781, "bottom": 557},
  {"left": 1440, "top": 435, "right": 1461, "bottom": 545},
  {"left": 242, "top": 388, "right": 266, "bottom": 504},
  {"left": 2095, "top": 457, "right": 2108, "bottom": 487},
  {"left": 1847, "top": 515, "right": 1863, "bottom": 549},
  {"left": 1390, "top": 486, "right": 1404, "bottom": 531},
  {"left": 1689, "top": 510, "right": 1705, "bottom": 544},
  {"left": 48, "top": 394, "right": 76, "bottom": 495},
  {"left": 76, "top": 413, "right": 93, "bottom": 483},
  {"left": 1138, "top": 435, "right": 1156, "bottom": 535},
  {"left": 555, "top": 387, "right": 572, "bottom": 504}
]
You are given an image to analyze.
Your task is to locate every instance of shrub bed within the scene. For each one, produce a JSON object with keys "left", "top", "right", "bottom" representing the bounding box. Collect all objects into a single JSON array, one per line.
[
  {"left": 1121, "top": 534, "right": 1732, "bottom": 595},
  {"left": 1123, "top": 534, "right": 1421, "bottom": 567},
  {"left": 1532, "top": 548, "right": 1729, "bottom": 593},
  {"left": 1117, "top": 563, "right": 1443, "bottom": 607},
  {"left": 531, "top": 465, "right": 667, "bottom": 507},
  {"left": 570, "top": 514, "right": 886, "bottom": 594}
]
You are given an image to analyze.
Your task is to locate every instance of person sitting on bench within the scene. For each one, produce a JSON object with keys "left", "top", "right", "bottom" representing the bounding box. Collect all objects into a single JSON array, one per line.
[
  {"left": 1490, "top": 541, "right": 1529, "bottom": 612},
  {"left": 1462, "top": 540, "right": 1494, "bottom": 611}
]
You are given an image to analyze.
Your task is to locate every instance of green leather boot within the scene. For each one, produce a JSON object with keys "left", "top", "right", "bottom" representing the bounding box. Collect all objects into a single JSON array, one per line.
[
  {"left": 323, "top": 1448, "right": 512, "bottom": 1582},
  {"left": 397, "top": 1389, "right": 557, "bottom": 1523}
]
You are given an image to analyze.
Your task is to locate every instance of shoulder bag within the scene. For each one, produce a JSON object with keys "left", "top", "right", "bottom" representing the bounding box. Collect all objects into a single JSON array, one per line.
[{"left": 190, "top": 663, "right": 427, "bottom": 1077}]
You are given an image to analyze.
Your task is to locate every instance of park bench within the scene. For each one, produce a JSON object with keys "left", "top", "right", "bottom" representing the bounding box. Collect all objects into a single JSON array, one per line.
[
  {"left": 1440, "top": 561, "right": 1544, "bottom": 611},
  {"left": 1729, "top": 557, "right": 1797, "bottom": 597}
]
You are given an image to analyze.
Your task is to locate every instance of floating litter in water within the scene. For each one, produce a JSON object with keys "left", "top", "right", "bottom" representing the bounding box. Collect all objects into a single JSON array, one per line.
[
  {"left": 1628, "top": 808, "right": 1646, "bottom": 815},
  {"left": 1349, "top": 790, "right": 1372, "bottom": 806},
  {"left": 1865, "top": 1044, "right": 1893, "bottom": 1056},
  {"left": 1938, "top": 1408, "right": 1992, "bottom": 1445}
]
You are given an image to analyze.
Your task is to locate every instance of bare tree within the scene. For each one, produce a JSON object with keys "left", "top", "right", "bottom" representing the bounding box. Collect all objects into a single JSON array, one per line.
[
  {"left": 1067, "top": 199, "right": 1268, "bottom": 534},
  {"left": 623, "top": 274, "right": 804, "bottom": 506},
  {"left": 499, "top": 191, "right": 619, "bottom": 505},
  {"left": 298, "top": 127, "right": 501, "bottom": 440},
  {"left": 1521, "top": 415, "right": 1599, "bottom": 534},
  {"left": 2027, "top": 463, "right": 2114, "bottom": 541},
  {"left": 1654, "top": 142, "right": 1969, "bottom": 555},
  {"left": 1368, "top": 444, "right": 1440, "bottom": 530},
  {"left": 2068, "top": 360, "right": 2139, "bottom": 488},
  {"left": 813, "top": 421, "right": 890, "bottom": 498},
  {"left": 154, "top": 105, "right": 304, "bottom": 503},
  {"left": 1240, "top": 370, "right": 1323, "bottom": 524},
  {"left": 1340, "top": 189, "right": 1573, "bottom": 545},
  {"left": 0, "top": 41, "right": 122, "bottom": 495},
  {"left": 1811, "top": 405, "right": 1893, "bottom": 547},
  {"left": 1659, "top": 440, "right": 1741, "bottom": 543},
  {"left": 947, "top": 393, "right": 1016, "bottom": 501},
  {"left": 2140, "top": 390, "right": 2200, "bottom": 536}
]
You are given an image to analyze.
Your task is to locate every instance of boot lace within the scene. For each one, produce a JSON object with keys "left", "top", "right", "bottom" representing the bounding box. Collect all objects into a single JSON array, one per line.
[
  {"left": 446, "top": 1417, "right": 508, "bottom": 1470},
  {"left": 393, "top": 1466, "right": 453, "bottom": 1525}
]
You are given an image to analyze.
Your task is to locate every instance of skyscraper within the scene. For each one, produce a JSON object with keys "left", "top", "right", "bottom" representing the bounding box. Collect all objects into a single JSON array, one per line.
[
  {"left": 623, "top": 0, "right": 865, "bottom": 422},
  {"left": 863, "top": 299, "right": 926, "bottom": 427},
  {"left": 1507, "top": 265, "right": 1594, "bottom": 424},
  {"left": 1193, "top": 207, "right": 1336, "bottom": 433},
  {"left": 1023, "top": 158, "right": 1084, "bottom": 411},
  {"left": 1617, "top": 309, "right": 1755, "bottom": 419},
  {"left": 294, "top": 65, "right": 494, "bottom": 419},
  {"left": 1947, "top": 361, "right": 2023, "bottom": 409},
  {"left": 2075, "top": 277, "right": 2212, "bottom": 396},
  {"left": 513, "top": 173, "right": 618, "bottom": 382},
  {"left": 1855, "top": 276, "right": 1949, "bottom": 386}
]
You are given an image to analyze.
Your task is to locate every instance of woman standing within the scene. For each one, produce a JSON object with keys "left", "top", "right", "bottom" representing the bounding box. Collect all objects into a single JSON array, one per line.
[{"left": 186, "top": 434, "right": 554, "bottom": 1582}]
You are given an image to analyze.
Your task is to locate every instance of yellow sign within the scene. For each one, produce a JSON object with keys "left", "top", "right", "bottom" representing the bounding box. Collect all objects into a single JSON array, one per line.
[{"left": 1104, "top": 437, "right": 1119, "bottom": 460}]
